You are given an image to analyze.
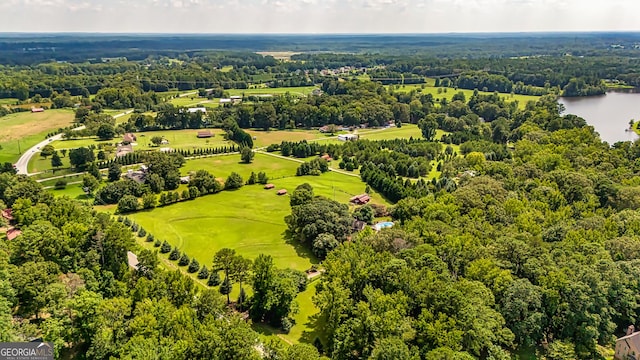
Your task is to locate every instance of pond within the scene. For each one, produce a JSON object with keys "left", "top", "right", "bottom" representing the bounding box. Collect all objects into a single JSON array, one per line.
[{"left": 558, "top": 89, "right": 640, "bottom": 144}]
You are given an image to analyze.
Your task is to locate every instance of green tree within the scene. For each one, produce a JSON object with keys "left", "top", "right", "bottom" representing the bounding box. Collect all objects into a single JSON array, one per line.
[
  {"left": 150, "top": 136, "right": 163, "bottom": 146},
  {"left": 107, "top": 162, "right": 121, "bottom": 182},
  {"left": 69, "top": 147, "right": 94, "bottom": 169},
  {"left": 141, "top": 193, "right": 157, "bottom": 209},
  {"left": 50, "top": 152, "right": 63, "bottom": 170},
  {"left": 40, "top": 144, "right": 55, "bottom": 159},
  {"left": 117, "top": 195, "right": 139, "bottom": 213},
  {"left": 88, "top": 162, "right": 102, "bottom": 180},
  {"left": 224, "top": 172, "right": 244, "bottom": 190},
  {"left": 418, "top": 117, "right": 438, "bottom": 141},
  {"left": 96, "top": 124, "right": 116, "bottom": 140},
  {"left": 219, "top": 276, "right": 232, "bottom": 302},
  {"left": 241, "top": 146, "right": 254, "bottom": 163},
  {"left": 82, "top": 174, "right": 100, "bottom": 196}
]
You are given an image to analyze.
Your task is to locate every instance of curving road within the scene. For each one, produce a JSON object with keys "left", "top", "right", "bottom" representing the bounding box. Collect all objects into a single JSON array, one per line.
[{"left": 15, "top": 110, "right": 133, "bottom": 175}]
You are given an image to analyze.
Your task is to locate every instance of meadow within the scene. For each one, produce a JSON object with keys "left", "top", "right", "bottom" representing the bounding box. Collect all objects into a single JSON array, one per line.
[
  {"left": 391, "top": 85, "right": 539, "bottom": 109},
  {"left": 0, "top": 109, "right": 75, "bottom": 164},
  {"left": 50, "top": 129, "right": 232, "bottom": 151}
]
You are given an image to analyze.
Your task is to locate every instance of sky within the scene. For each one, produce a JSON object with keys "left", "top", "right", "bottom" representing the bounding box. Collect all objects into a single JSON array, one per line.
[{"left": 0, "top": 0, "right": 637, "bottom": 33}]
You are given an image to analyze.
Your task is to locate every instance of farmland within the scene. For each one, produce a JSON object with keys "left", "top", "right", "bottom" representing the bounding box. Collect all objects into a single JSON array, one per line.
[
  {"left": 0, "top": 109, "right": 75, "bottom": 164},
  {"left": 391, "top": 84, "right": 540, "bottom": 109}
]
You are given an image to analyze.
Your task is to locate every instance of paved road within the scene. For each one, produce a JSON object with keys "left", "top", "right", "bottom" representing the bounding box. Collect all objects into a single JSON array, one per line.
[{"left": 15, "top": 110, "right": 133, "bottom": 175}]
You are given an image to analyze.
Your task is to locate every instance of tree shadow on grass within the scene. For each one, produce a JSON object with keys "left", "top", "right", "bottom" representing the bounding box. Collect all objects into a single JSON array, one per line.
[
  {"left": 299, "top": 311, "right": 328, "bottom": 349},
  {"left": 282, "top": 228, "right": 320, "bottom": 266}
]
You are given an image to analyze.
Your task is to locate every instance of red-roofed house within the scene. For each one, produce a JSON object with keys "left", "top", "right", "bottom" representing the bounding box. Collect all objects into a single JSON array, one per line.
[
  {"left": 6, "top": 228, "right": 21, "bottom": 241},
  {"left": 320, "top": 154, "right": 332, "bottom": 161},
  {"left": 350, "top": 194, "right": 370, "bottom": 205},
  {"left": 197, "top": 130, "right": 212, "bottom": 138},
  {"left": 277, "top": 189, "right": 287, "bottom": 195},
  {"left": 122, "top": 133, "right": 137, "bottom": 144},
  {"left": 1, "top": 209, "right": 13, "bottom": 222}
]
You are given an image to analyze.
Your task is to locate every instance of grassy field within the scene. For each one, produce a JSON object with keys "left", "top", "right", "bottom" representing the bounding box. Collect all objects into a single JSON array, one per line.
[
  {"left": 227, "top": 86, "right": 317, "bottom": 97},
  {"left": 0, "top": 109, "right": 75, "bottom": 164},
  {"left": 247, "top": 129, "right": 329, "bottom": 148},
  {"left": 51, "top": 129, "right": 232, "bottom": 151},
  {"left": 182, "top": 153, "right": 297, "bottom": 180},
  {"left": 357, "top": 124, "right": 422, "bottom": 141},
  {"left": 28, "top": 153, "right": 72, "bottom": 173},
  {"left": 128, "top": 184, "right": 317, "bottom": 271},
  {"left": 168, "top": 97, "right": 219, "bottom": 108},
  {"left": 391, "top": 85, "right": 539, "bottom": 109},
  {"left": 0, "top": 98, "right": 19, "bottom": 106}
]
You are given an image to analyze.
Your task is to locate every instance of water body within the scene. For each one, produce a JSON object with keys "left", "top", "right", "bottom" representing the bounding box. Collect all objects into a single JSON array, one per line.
[{"left": 558, "top": 89, "right": 640, "bottom": 144}]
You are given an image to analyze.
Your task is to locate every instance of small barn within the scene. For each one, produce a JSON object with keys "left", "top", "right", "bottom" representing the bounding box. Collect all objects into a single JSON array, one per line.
[
  {"left": 320, "top": 154, "right": 332, "bottom": 161},
  {"left": 277, "top": 189, "right": 287, "bottom": 195},
  {"left": 187, "top": 107, "right": 207, "bottom": 114},
  {"left": 123, "top": 133, "right": 137, "bottom": 144},
  {"left": 31, "top": 107, "right": 45, "bottom": 113},
  {"left": 197, "top": 130, "right": 212, "bottom": 138},
  {"left": 350, "top": 194, "right": 370, "bottom": 205},
  {"left": 6, "top": 228, "right": 21, "bottom": 241},
  {"left": 264, "top": 184, "right": 275, "bottom": 190}
]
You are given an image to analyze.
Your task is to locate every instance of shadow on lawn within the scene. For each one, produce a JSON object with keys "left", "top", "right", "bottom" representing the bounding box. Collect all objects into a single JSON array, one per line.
[{"left": 282, "top": 228, "right": 320, "bottom": 266}]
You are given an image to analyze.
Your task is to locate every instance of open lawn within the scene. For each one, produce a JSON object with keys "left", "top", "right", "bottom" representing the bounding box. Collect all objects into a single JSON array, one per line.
[
  {"left": 128, "top": 184, "right": 317, "bottom": 271},
  {"left": 28, "top": 153, "right": 72, "bottom": 173},
  {"left": 227, "top": 86, "right": 318, "bottom": 97},
  {"left": 391, "top": 85, "right": 539, "bottom": 109},
  {"left": 51, "top": 129, "right": 232, "bottom": 151},
  {"left": 284, "top": 279, "right": 323, "bottom": 344},
  {"left": 182, "top": 153, "right": 390, "bottom": 205},
  {"left": 0, "top": 98, "right": 19, "bottom": 106},
  {"left": 183, "top": 153, "right": 298, "bottom": 180},
  {"left": 248, "top": 129, "right": 328, "bottom": 148},
  {"left": 168, "top": 97, "right": 219, "bottom": 108},
  {"left": 357, "top": 124, "right": 422, "bottom": 141},
  {"left": 0, "top": 109, "right": 75, "bottom": 164}
]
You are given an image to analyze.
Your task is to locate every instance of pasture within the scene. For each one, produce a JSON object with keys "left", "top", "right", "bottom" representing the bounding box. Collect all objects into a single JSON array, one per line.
[
  {"left": 0, "top": 109, "right": 75, "bottom": 164},
  {"left": 227, "top": 86, "right": 317, "bottom": 97},
  {"left": 247, "top": 129, "right": 328, "bottom": 148},
  {"left": 128, "top": 184, "right": 317, "bottom": 271},
  {"left": 391, "top": 85, "right": 539, "bottom": 109},
  {"left": 51, "top": 129, "right": 232, "bottom": 151}
]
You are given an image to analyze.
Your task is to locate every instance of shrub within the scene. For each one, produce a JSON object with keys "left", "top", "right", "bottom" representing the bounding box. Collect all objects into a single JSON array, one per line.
[
  {"left": 117, "top": 216, "right": 124, "bottom": 222},
  {"left": 160, "top": 240, "right": 171, "bottom": 253},
  {"left": 198, "top": 265, "right": 209, "bottom": 279},
  {"left": 137, "top": 228, "right": 146, "bottom": 237},
  {"left": 123, "top": 217, "right": 132, "bottom": 226},
  {"left": 178, "top": 253, "right": 190, "bottom": 266},
  {"left": 131, "top": 223, "right": 139, "bottom": 232},
  {"left": 54, "top": 180, "right": 67, "bottom": 189},
  {"left": 188, "top": 258, "right": 200, "bottom": 273},
  {"left": 169, "top": 247, "right": 181, "bottom": 261},
  {"left": 154, "top": 239, "right": 161, "bottom": 247},
  {"left": 146, "top": 234, "right": 155, "bottom": 242},
  {"left": 208, "top": 271, "right": 220, "bottom": 286}
]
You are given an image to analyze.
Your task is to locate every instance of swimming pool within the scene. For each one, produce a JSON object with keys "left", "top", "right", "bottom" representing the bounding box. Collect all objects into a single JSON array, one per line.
[{"left": 373, "top": 221, "right": 394, "bottom": 231}]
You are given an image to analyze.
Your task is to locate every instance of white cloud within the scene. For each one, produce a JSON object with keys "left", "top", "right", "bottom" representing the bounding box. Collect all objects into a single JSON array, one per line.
[{"left": 0, "top": 0, "right": 638, "bottom": 32}]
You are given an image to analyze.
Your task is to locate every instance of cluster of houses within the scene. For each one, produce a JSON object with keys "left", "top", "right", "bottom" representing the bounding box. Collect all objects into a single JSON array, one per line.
[{"left": 2, "top": 209, "right": 21, "bottom": 241}]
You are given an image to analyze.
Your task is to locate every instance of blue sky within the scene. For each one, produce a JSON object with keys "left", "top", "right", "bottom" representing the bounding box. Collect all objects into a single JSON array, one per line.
[{"left": 0, "top": 0, "right": 637, "bottom": 33}]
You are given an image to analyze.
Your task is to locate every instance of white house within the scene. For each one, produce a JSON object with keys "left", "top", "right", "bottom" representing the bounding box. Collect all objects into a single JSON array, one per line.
[
  {"left": 338, "top": 134, "right": 359, "bottom": 141},
  {"left": 187, "top": 107, "right": 207, "bottom": 114}
]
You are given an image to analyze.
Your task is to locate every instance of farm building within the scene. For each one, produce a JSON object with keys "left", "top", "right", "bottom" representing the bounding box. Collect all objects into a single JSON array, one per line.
[
  {"left": 338, "top": 134, "right": 359, "bottom": 141},
  {"left": 187, "top": 107, "right": 207, "bottom": 114},
  {"left": 220, "top": 98, "right": 232, "bottom": 104},
  {"left": 615, "top": 325, "right": 640, "bottom": 360},
  {"left": 6, "top": 228, "right": 21, "bottom": 241},
  {"left": 1, "top": 209, "right": 13, "bottom": 222},
  {"left": 319, "top": 125, "right": 330, "bottom": 133},
  {"left": 197, "top": 130, "right": 212, "bottom": 138},
  {"left": 127, "top": 251, "right": 139, "bottom": 270},
  {"left": 116, "top": 144, "right": 133, "bottom": 157},
  {"left": 277, "top": 189, "right": 287, "bottom": 195},
  {"left": 264, "top": 184, "right": 275, "bottom": 189},
  {"left": 122, "top": 133, "right": 137, "bottom": 144},
  {"left": 352, "top": 220, "right": 367, "bottom": 232},
  {"left": 350, "top": 194, "right": 370, "bottom": 205},
  {"left": 31, "top": 107, "right": 45, "bottom": 113},
  {"left": 320, "top": 154, "right": 332, "bottom": 161}
]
